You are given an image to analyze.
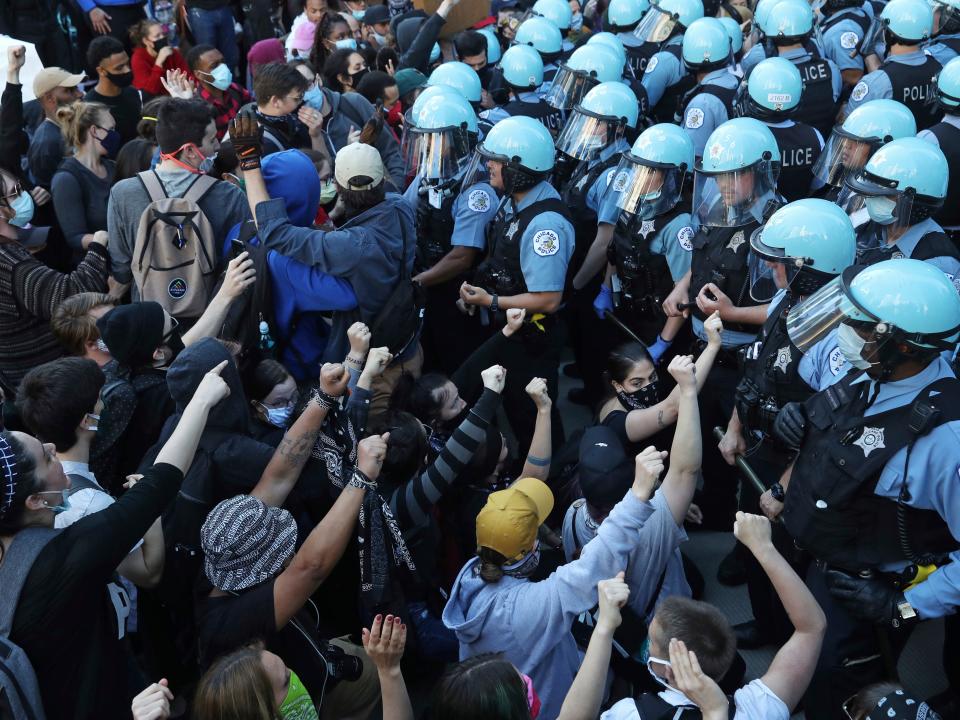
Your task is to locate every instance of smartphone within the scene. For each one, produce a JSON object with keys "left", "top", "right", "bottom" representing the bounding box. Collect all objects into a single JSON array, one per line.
[{"left": 230, "top": 238, "right": 245, "bottom": 260}]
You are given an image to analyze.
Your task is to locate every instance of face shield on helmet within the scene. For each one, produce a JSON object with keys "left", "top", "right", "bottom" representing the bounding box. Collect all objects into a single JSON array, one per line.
[
  {"left": 785, "top": 271, "right": 882, "bottom": 357},
  {"left": 633, "top": 3, "right": 680, "bottom": 43},
  {"left": 402, "top": 125, "right": 475, "bottom": 184},
  {"left": 747, "top": 227, "right": 807, "bottom": 303},
  {"left": 840, "top": 167, "right": 919, "bottom": 234},
  {"left": 933, "top": 0, "right": 960, "bottom": 34},
  {"left": 555, "top": 108, "right": 626, "bottom": 160},
  {"left": 692, "top": 158, "right": 779, "bottom": 228},
  {"left": 606, "top": 154, "right": 686, "bottom": 220},
  {"left": 812, "top": 126, "right": 881, "bottom": 188},
  {"left": 544, "top": 65, "right": 599, "bottom": 110}
]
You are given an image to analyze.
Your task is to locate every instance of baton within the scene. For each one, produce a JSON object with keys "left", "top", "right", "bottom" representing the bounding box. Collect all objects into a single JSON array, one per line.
[
  {"left": 603, "top": 311, "right": 646, "bottom": 346},
  {"left": 712, "top": 426, "right": 766, "bottom": 496}
]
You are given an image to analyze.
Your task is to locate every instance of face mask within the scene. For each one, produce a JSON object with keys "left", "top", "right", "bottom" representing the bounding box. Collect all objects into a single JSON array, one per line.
[
  {"left": 837, "top": 322, "right": 874, "bottom": 370},
  {"left": 38, "top": 489, "right": 71, "bottom": 515},
  {"left": 264, "top": 403, "right": 294, "bottom": 428},
  {"left": 521, "top": 674, "right": 542, "bottom": 719},
  {"left": 349, "top": 67, "right": 368, "bottom": 87},
  {"left": 95, "top": 337, "right": 111, "bottom": 354},
  {"left": 570, "top": 12, "right": 584, "bottom": 31},
  {"left": 503, "top": 542, "right": 541, "bottom": 579},
  {"left": 203, "top": 63, "right": 233, "bottom": 90},
  {"left": 864, "top": 195, "right": 897, "bottom": 225},
  {"left": 152, "top": 37, "right": 169, "bottom": 52},
  {"left": 639, "top": 187, "right": 662, "bottom": 202},
  {"left": 84, "top": 413, "right": 100, "bottom": 432},
  {"left": 319, "top": 178, "right": 338, "bottom": 204},
  {"left": 278, "top": 669, "right": 319, "bottom": 720},
  {"left": 7, "top": 190, "right": 34, "bottom": 228},
  {"left": 198, "top": 150, "right": 217, "bottom": 174},
  {"left": 304, "top": 85, "right": 324, "bottom": 111},
  {"left": 335, "top": 38, "right": 358, "bottom": 50},
  {"left": 386, "top": 101, "right": 404, "bottom": 125},
  {"left": 106, "top": 70, "right": 134, "bottom": 88},
  {"left": 372, "top": 30, "right": 387, "bottom": 44},
  {"left": 352, "top": 9, "right": 366, "bottom": 19},
  {"left": 617, "top": 380, "right": 660, "bottom": 410},
  {"left": 430, "top": 42, "right": 441, "bottom": 63},
  {"left": 96, "top": 127, "right": 123, "bottom": 157},
  {"left": 646, "top": 656, "right": 682, "bottom": 694}
]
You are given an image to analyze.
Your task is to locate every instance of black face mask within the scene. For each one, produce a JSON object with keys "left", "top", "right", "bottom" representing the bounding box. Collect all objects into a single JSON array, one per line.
[
  {"left": 152, "top": 37, "right": 169, "bottom": 52},
  {"left": 617, "top": 380, "right": 661, "bottom": 410},
  {"left": 106, "top": 70, "right": 134, "bottom": 88},
  {"left": 349, "top": 67, "right": 369, "bottom": 88}
]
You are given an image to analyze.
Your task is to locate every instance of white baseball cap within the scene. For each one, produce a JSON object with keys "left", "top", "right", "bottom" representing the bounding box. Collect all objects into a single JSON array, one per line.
[
  {"left": 334, "top": 142, "right": 385, "bottom": 191},
  {"left": 33, "top": 67, "right": 85, "bottom": 99}
]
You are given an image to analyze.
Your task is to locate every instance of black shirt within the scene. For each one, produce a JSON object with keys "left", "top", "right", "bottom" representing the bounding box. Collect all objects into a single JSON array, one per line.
[{"left": 84, "top": 86, "right": 142, "bottom": 145}]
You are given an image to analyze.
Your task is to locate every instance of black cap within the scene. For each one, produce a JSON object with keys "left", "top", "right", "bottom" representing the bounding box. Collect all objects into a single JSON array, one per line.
[
  {"left": 96, "top": 301, "right": 166, "bottom": 368},
  {"left": 578, "top": 426, "right": 634, "bottom": 509},
  {"left": 363, "top": 5, "right": 391, "bottom": 25}
]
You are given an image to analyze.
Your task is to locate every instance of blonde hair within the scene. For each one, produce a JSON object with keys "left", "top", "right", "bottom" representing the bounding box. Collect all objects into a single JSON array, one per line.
[
  {"left": 55, "top": 101, "right": 111, "bottom": 148},
  {"left": 193, "top": 647, "right": 280, "bottom": 720}
]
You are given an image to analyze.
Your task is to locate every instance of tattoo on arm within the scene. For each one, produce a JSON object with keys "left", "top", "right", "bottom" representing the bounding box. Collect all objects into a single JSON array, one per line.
[
  {"left": 277, "top": 429, "right": 321, "bottom": 467},
  {"left": 657, "top": 409, "right": 665, "bottom": 428}
]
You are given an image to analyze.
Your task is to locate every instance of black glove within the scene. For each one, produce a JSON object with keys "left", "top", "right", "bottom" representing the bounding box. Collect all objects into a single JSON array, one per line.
[
  {"left": 772, "top": 401, "right": 807, "bottom": 449},
  {"left": 825, "top": 569, "right": 906, "bottom": 625},
  {"left": 229, "top": 109, "right": 263, "bottom": 171}
]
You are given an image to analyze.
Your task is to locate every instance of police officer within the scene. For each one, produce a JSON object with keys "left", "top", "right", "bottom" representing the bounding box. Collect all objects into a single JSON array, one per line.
[
  {"left": 403, "top": 90, "right": 498, "bottom": 374},
  {"left": 718, "top": 199, "right": 857, "bottom": 647},
  {"left": 735, "top": 57, "right": 824, "bottom": 202},
  {"left": 811, "top": 98, "right": 917, "bottom": 201},
  {"left": 741, "top": 0, "right": 842, "bottom": 138},
  {"left": 479, "top": 44, "right": 566, "bottom": 137},
  {"left": 428, "top": 61, "right": 484, "bottom": 112},
  {"left": 842, "top": 137, "right": 960, "bottom": 277},
  {"left": 677, "top": 17, "right": 741, "bottom": 157},
  {"left": 544, "top": 43, "right": 625, "bottom": 111},
  {"left": 818, "top": 0, "right": 874, "bottom": 91},
  {"left": 594, "top": 123, "right": 697, "bottom": 360},
  {"left": 662, "top": 117, "right": 785, "bottom": 527},
  {"left": 555, "top": 82, "right": 640, "bottom": 402},
  {"left": 514, "top": 16, "right": 566, "bottom": 94},
  {"left": 719, "top": 16, "right": 746, "bottom": 73},
  {"left": 605, "top": 0, "right": 654, "bottom": 76},
  {"left": 638, "top": 0, "right": 706, "bottom": 121},
  {"left": 533, "top": 0, "right": 576, "bottom": 52},
  {"left": 767, "top": 258, "right": 960, "bottom": 720},
  {"left": 845, "top": 0, "right": 945, "bottom": 130},
  {"left": 918, "top": 56, "right": 960, "bottom": 240},
  {"left": 926, "top": 0, "right": 960, "bottom": 63},
  {"left": 459, "top": 115, "right": 574, "bottom": 454}
]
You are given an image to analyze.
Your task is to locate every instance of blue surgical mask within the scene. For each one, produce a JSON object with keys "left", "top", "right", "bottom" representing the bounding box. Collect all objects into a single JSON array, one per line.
[
  {"left": 7, "top": 190, "right": 34, "bottom": 228},
  {"left": 38, "top": 489, "right": 71, "bottom": 515},
  {"left": 198, "top": 150, "right": 218, "bottom": 174},
  {"left": 319, "top": 178, "right": 338, "bottom": 203},
  {"left": 335, "top": 38, "right": 358, "bottom": 50},
  {"left": 373, "top": 30, "right": 387, "bottom": 45},
  {"left": 352, "top": 9, "right": 365, "bottom": 19},
  {"left": 639, "top": 187, "right": 662, "bottom": 202},
  {"left": 570, "top": 12, "right": 584, "bottom": 31},
  {"left": 430, "top": 42, "right": 441, "bottom": 63},
  {"left": 266, "top": 404, "right": 294, "bottom": 428},
  {"left": 837, "top": 322, "right": 873, "bottom": 370},
  {"left": 204, "top": 63, "right": 233, "bottom": 91},
  {"left": 304, "top": 85, "right": 324, "bottom": 110},
  {"left": 864, "top": 195, "right": 897, "bottom": 225}
]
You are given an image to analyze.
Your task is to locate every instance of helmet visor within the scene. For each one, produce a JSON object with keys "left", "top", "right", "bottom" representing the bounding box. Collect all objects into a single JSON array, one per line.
[
  {"left": 812, "top": 127, "right": 881, "bottom": 188},
  {"left": 556, "top": 107, "right": 622, "bottom": 160},
  {"left": 544, "top": 65, "right": 598, "bottom": 110},
  {"left": 402, "top": 127, "right": 473, "bottom": 182},
  {"left": 841, "top": 167, "right": 918, "bottom": 236},
  {"left": 606, "top": 155, "right": 684, "bottom": 220},
  {"left": 633, "top": 4, "right": 678, "bottom": 43},
  {"left": 747, "top": 226, "right": 805, "bottom": 302},
  {"left": 692, "top": 163, "right": 779, "bottom": 227},
  {"left": 460, "top": 147, "right": 496, "bottom": 190},
  {"left": 934, "top": 1, "right": 960, "bottom": 34},
  {"left": 785, "top": 272, "right": 867, "bottom": 352}
]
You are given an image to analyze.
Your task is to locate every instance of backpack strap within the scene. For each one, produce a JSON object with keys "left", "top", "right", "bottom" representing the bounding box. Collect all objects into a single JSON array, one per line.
[
  {"left": 182, "top": 173, "right": 219, "bottom": 205},
  {"left": 137, "top": 170, "right": 168, "bottom": 203},
  {"left": 0, "top": 528, "right": 58, "bottom": 636},
  {"left": 66, "top": 472, "right": 102, "bottom": 496}
]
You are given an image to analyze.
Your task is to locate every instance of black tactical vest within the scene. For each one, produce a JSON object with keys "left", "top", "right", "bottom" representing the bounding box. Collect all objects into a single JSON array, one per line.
[
  {"left": 792, "top": 54, "right": 838, "bottom": 139},
  {"left": 783, "top": 373, "right": 960, "bottom": 570},
  {"left": 611, "top": 205, "right": 687, "bottom": 320},
  {"left": 676, "top": 82, "right": 737, "bottom": 124},
  {"left": 857, "top": 225, "right": 960, "bottom": 265},
  {"left": 651, "top": 44, "right": 696, "bottom": 123},
  {"left": 882, "top": 54, "right": 944, "bottom": 130},
  {"left": 503, "top": 97, "right": 566, "bottom": 136},
  {"left": 563, "top": 155, "right": 622, "bottom": 228},
  {"left": 929, "top": 122, "right": 960, "bottom": 228},
  {"left": 414, "top": 187, "right": 457, "bottom": 272},
  {"left": 625, "top": 40, "right": 660, "bottom": 77},
  {"left": 475, "top": 197, "right": 571, "bottom": 296},
  {"left": 768, "top": 122, "right": 822, "bottom": 202},
  {"left": 689, "top": 219, "right": 764, "bottom": 333}
]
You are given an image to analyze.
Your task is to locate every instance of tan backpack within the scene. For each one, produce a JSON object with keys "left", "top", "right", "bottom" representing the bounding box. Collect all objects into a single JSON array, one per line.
[{"left": 132, "top": 170, "right": 218, "bottom": 320}]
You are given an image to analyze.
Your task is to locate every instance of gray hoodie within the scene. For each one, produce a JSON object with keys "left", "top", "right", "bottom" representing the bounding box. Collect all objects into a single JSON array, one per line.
[{"left": 442, "top": 490, "right": 657, "bottom": 720}]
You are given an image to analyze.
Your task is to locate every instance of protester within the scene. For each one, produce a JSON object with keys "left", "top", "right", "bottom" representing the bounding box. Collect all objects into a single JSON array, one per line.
[
  {"left": 28, "top": 67, "right": 84, "bottom": 189},
  {"left": 129, "top": 19, "right": 190, "bottom": 97},
  {"left": 84, "top": 35, "right": 143, "bottom": 144},
  {"left": 50, "top": 291, "right": 118, "bottom": 366},
  {"left": 187, "top": 44, "right": 254, "bottom": 140}
]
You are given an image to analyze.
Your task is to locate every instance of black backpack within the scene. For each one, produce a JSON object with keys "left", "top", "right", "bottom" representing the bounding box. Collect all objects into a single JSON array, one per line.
[{"left": 368, "top": 210, "right": 425, "bottom": 355}]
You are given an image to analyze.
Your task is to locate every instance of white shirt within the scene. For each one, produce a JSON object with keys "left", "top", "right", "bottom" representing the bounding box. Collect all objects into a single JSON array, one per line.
[
  {"left": 58, "top": 461, "right": 142, "bottom": 552},
  {"left": 601, "top": 679, "right": 790, "bottom": 720}
]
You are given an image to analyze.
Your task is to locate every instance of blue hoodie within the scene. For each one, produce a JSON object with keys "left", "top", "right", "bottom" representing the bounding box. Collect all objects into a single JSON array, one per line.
[{"left": 442, "top": 490, "right": 657, "bottom": 720}]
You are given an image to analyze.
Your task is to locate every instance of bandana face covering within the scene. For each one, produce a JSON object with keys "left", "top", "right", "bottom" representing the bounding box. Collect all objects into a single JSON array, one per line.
[
  {"left": 617, "top": 379, "right": 661, "bottom": 410},
  {"left": 278, "top": 670, "right": 319, "bottom": 720},
  {"left": 503, "top": 541, "right": 541, "bottom": 579}
]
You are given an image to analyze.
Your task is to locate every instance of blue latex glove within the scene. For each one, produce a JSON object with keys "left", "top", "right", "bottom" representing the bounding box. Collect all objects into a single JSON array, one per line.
[
  {"left": 648, "top": 334, "right": 672, "bottom": 363},
  {"left": 593, "top": 285, "right": 614, "bottom": 319}
]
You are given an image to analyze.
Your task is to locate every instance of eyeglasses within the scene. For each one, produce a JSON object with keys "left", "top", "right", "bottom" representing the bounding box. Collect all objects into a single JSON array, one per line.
[
  {"left": 0, "top": 182, "right": 23, "bottom": 207},
  {"left": 286, "top": 93, "right": 305, "bottom": 104},
  {"left": 841, "top": 694, "right": 857, "bottom": 720}
]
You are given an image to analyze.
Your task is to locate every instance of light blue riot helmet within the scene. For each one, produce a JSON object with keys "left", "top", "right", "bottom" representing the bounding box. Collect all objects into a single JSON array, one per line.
[
  {"left": 877, "top": 0, "right": 934, "bottom": 43},
  {"left": 556, "top": 81, "right": 639, "bottom": 160},
  {"left": 842, "top": 137, "right": 947, "bottom": 231},
  {"left": 588, "top": 32, "right": 629, "bottom": 69},
  {"left": 606, "top": 123, "right": 695, "bottom": 219},
  {"left": 408, "top": 84, "right": 463, "bottom": 126},
  {"left": 534, "top": 0, "right": 574, "bottom": 30},
  {"left": 693, "top": 117, "right": 782, "bottom": 227},
  {"left": 404, "top": 91, "right": 478, "bottom": 184},
  {"left": 719, "top": 16, "right": 744, "bottom": 56},
  {"left": 747, "top": 198, "right": 857, "bottom": 301},
  {"left": 934, "top": 55, "right": 960, "bottom": 110},
  {"left": 499, "top": 44, "right": 545, "bottom": 90},
  {"left": 515, "top": 16, "right": 564, "bottom": 59},
  {"left": 633, "top": 0, "right": 704, "bottom": 44},
  {"left": 931, "top": 0, "right": 960, "bottom": 35},
  {"left": 753, "top": 0, "right": 780, "bottom": 32},
  {"left": 544, "top": 43, "right": 623, "bottom": 109},
  {"left": 787, "top": 259, "right": 960, "bottom": 371},
  {"left": 606, "top": 0, "right": 650, "bottom": 31},
  {"left": 760, "top": 0, "right": 815, "bottom": 41},
  {"left": 428, "top": 61, "right": 482, "bottom": 103},
  {"left": 682, "top": 17, "right": 733, "bottom": 71},
  {"left": 735, "top": 56, "right": 802, "bottom": 119},
  {"left": 464, "top": 115, "right": 556, "bottom": 194},
  {"left": 479, "top": 26, "right": 503, "bottom": 64},
  {"left": 813, "top": 99, "right": 917, "bottom": 187}
]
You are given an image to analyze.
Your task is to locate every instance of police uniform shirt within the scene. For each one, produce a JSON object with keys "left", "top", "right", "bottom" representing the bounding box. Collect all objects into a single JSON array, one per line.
[
  {"left": 845, "top": 49, "right": 935, "bottom": 112},
  {"left": 602, "top": 680, "right": 790, "bottom": 720},
  {"left": 821, "top": 8, "right": 869, "bottom": 71},
  {"left": 925, "top": 33, "right": 960, "bottom": 64},
  {"left": 743, "top": 47, "right": 843, "bottom": 101},
  {"left": 403, "top": 175, "right": 499, "bottom": 252},
  {"left": 640, "top": 36, "right": 686, "bottom": 107},
  {"left": 682, "top": 68, "right": 740, "bottom": 157},
  {"left": 602, "top": 202, "right": 697, "bottom": 280},
  {"left": 505, "top": 181, "right": 576, "bottom": 292},
  {"left": 858, "top": 216, "right": 960, "bottom": 277},
  {"left": 844, "top": 357, "right": 960, "bottom": 619},
  {"left": 584, "top": 139, "right": 631, "bottom": 216}
]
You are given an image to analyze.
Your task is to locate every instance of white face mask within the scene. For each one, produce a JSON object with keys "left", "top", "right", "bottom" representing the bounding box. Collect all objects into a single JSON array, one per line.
[
  {"left": 646, "top": 657, "right": 683, "bottom": 694},
  {"left": 864, "top": 195, "right": 897, "bottom": 225},
  {"left": 84, "top": 413, "right": 100, "bottom": 432},
  {"left": 837, "top": 323, "right": 874, "bottom": 370}
]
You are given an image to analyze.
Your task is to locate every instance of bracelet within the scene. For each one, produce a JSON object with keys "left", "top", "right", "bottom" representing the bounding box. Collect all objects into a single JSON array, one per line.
[
  {"left": 489, "top": 294, "right": 499, "bottom": 313},
  {"left": 310, "top": 387, "right": 339, "bottom": 409},
  {"left": 348, "top": 468, "right": 378, "bottom": 491},
  {"left": 344, "top": 355, "right": 364, "bottom": 369}
]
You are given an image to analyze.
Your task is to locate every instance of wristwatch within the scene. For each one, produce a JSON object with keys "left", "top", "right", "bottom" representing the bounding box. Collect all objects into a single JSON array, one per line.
[
  {"left": 893, "top": 595, "right": 918, "bottom": 628},
  {"left": 489, "top": 294, "right": 499, "bottom": 313},
  {"left": 770, "top": 482, "right": 786, "bottom": 503}
]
